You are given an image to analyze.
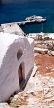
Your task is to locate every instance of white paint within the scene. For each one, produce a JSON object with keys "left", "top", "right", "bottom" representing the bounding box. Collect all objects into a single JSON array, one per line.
[
  {"left": 1, "top": 23, "right": 24, "bottom": 35},
  {"left": 0, "top": 32, "right": 34, "bottom": 102},
  {"left": 0, "top": 103, "right": 10, "bottom": 108}
]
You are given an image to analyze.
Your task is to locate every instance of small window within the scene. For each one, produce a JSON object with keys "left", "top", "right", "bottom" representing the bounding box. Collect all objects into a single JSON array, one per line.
[{"left": 17, "top": 49, "right": 23, "bottom": 60}]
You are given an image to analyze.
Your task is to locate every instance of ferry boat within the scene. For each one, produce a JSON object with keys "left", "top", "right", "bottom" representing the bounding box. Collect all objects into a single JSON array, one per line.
[{"left": 25, "top": 15, "right": 46, "bottom": 22}]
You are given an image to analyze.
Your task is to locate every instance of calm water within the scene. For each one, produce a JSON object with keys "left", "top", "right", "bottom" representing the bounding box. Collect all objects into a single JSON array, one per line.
[{"left": 0, "top": 1, "right": 54, "bottom": 33}]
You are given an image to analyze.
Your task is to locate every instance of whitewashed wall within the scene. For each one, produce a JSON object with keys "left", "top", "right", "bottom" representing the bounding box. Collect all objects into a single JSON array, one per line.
[{"left": 0, "top": 32, "right": 34, "bottom": 102}]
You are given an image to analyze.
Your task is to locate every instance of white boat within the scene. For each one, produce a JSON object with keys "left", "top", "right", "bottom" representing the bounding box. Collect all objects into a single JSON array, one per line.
[{"left": 25, "top": 15, "right": 44, "bottom": 21}]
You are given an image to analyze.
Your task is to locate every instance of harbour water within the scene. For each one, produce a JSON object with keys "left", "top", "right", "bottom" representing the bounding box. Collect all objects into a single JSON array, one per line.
[{"left": 0, "top": 1, "right": 54, "bottom": 33}]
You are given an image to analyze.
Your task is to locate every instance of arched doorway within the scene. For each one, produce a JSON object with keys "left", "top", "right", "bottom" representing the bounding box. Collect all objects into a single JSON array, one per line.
[
  {"left": 18, "top": 62, "right": 25, "bottom": 90},
  {"left": 17, "top": 49, "right": 23, "bottom": 60}
]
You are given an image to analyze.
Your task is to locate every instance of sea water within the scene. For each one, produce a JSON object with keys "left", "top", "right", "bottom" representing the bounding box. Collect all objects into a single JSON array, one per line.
[{"left": 0, "top": 1, "right": 54, "bottom": 33}]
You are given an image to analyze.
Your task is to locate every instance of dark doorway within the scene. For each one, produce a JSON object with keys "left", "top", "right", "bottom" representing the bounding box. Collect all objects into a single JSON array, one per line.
[
  {"left": 18, "top": 63, "right": 23, "bottom": 84},
  {"left": 18, "top": 62, "right": 25, "bottom": 90}
]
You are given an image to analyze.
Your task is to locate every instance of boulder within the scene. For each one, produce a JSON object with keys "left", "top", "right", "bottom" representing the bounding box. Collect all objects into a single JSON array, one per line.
[
  {"left": 47, "top": 42, "right": 54, "bottom": 50},
  {"left": 48, "top": 50, "right": 52, "bottom": 56},
  {"left": 48, "top": 50, "right": 54, "bottom": 56},
  {"left": 51, "top": 51, "right": 54, "bottom": 56}
]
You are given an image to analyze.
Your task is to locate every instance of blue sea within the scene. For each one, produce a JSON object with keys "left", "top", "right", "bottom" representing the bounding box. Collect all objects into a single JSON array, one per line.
[{"left": 0, "top": 1, "right": 54, "bottom": 33}]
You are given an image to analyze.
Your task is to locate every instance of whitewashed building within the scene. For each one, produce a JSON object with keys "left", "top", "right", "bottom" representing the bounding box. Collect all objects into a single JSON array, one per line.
[
  {"left": 1, "top": 23, "right": 24, "bottom": 35},
  {"left": 0, "top": 32, "right": 34, "bottom": 102}
]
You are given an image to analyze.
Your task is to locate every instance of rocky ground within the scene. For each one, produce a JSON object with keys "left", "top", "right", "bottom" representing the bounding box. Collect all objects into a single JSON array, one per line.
[
  {"left": 9, "top": 56, "right": 54, "bottom": 108},
  {"left": 0, "top": 39, "right": 54, "bottom": 108}
]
